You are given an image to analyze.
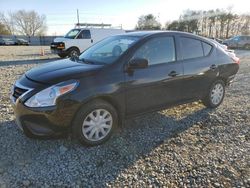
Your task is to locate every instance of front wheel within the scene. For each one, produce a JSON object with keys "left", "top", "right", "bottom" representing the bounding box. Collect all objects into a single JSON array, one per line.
[
  {"left": 68, "top": 48, "right": 80, "bottom": 59},
  {"left": 202, "top": 80, "right": 225, "bottom": 108},
  {"left": 72, "top": 100, "right": 118, "bottom": 146}
]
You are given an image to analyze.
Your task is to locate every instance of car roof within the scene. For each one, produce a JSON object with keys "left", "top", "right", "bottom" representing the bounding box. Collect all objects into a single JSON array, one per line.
[
  {"left": 119, "top": 30, "right": 212, "bottom": 43},
  {"left": 122, "top": 30, "right": 199, "bottom": 37}
]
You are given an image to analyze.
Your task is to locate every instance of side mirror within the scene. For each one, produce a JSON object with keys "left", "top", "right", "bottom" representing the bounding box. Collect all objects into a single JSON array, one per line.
[{"left": 128, "top": 58, "right": 148, "bottom": 69}]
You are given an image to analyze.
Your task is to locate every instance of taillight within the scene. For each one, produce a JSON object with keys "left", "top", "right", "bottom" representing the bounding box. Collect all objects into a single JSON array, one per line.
[{"left": 232, "top": 56, "right": 240, "bottom": 64}]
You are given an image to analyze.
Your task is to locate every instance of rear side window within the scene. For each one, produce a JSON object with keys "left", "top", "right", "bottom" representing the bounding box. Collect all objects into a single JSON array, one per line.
[
  {"left": 180, "top": 37, "right": 203, "bottom": 60},
  {"left": 133, "top": 36, "right": 176, "bottom": 65},
  {"left": 77, "top": 30, "right": 91, "bottom": 39},
  {"left": 202, "top": 42, "right": 212, "bottom": 56}
]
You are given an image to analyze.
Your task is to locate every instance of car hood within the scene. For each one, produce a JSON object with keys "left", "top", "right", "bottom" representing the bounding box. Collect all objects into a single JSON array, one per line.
[
  {"left": 54, "top": 37, "right": 70, "bottom": 43},
  {"left": 25, "top": 59, "right": 103, "bottom": 84}
]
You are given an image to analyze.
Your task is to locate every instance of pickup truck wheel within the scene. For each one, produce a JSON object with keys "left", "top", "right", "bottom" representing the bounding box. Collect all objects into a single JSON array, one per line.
[
  {"left": 72, "top": 100, "right": 118, "bottom": 146},
  {"left": 202, "top": 80, "right": 225, "bottom": 108},
  {"left": 68, "top": 48, "right": 80, "bottom": 58}
]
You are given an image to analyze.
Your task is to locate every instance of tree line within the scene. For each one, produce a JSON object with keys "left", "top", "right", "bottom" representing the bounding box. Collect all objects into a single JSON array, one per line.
[
  {"left": 0, "top": 10, "right": 47, "bottom": 36},
  {"left": 136, "top": 9, "right": 250, "bottom": 39}
]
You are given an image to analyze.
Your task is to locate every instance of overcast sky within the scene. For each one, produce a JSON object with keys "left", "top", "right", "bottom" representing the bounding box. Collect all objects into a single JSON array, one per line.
[{"left": 0, "top": 0, "right": 249, "bottom": 35}]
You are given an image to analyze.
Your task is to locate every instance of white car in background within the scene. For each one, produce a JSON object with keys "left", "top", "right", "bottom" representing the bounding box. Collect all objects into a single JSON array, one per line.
[{"left": 51, "top": 27, "right": 125, "bottom": 58}]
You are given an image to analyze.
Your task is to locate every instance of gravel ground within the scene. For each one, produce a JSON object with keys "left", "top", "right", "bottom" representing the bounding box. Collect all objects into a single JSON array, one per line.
[{"left": 0, "top": 47, "right": 249, "bottom": 187}]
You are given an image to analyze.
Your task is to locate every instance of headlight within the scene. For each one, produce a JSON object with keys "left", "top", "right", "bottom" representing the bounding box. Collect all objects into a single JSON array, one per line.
[{"left": 25, "top": 80, "right": 78, "bottom": 107}]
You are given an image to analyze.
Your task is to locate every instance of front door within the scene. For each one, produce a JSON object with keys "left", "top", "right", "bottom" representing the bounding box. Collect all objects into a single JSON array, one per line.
[{"left": 76, "top": 30, "right": 93, "bottom": 52}]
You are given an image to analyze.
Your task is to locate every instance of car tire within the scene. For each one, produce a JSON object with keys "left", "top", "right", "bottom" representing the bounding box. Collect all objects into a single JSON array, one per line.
[
  {"left": 202, "top": 80, "right": 225, "bottom": 108},
  {"left": 72, "top": 99, "right": 118, "bottom": 146},
  {"left": 68, "top": 48, "right": 80, "bottom": 59}
]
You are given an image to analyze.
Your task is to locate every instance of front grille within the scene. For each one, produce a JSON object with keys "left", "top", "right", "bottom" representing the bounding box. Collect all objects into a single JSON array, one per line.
[
  {"left": 50, "top": 42, "right": 64, "bottom": 49},
  {"left": 12, "top": 86, "right": 28, "bottom": 101}
]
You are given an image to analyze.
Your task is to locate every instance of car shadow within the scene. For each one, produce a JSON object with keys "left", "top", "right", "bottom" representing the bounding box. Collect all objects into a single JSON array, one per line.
[
  {"left": 0, "top": 58, "right": 60, "bottom": 67},
  {"left": 0, "top": 104, "right": 212, "bottom": 186}
]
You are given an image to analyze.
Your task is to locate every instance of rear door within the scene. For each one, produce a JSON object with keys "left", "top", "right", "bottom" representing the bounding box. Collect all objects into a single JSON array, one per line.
[
  {"left": 125, "top": 35, "right": 184, "bottom": 116},
  {"left": 76, "top": 30, "right": 93, "bottom": 52},
  {"left": 177, "top": 36, "right": 218, "bottom": 100}
]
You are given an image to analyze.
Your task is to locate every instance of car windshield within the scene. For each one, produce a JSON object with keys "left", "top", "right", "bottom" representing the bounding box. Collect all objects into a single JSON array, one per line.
[
  {"left": 64, "top": 29, "right": 81, "bottom": 39},
  {"left": 79, "top": 35, "right": 140, "bottom": 65}
]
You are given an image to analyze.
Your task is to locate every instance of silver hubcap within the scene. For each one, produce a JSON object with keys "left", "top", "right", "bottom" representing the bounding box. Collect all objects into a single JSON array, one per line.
[
  {"left": 82, "top": 109, "right": 113, "bottom": 141},
  {"left": 210, "top": 83, "right": 224, "bottom": 105}
]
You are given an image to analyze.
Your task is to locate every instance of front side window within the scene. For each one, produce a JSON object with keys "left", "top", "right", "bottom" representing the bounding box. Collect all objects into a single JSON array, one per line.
[
  {"left": 133, "top": 36, "right": 176, "bottom": 65},
  {"left": 77, "top": 30, "right": 91, "bottom": 39},
  {"left": 180, "top": 37, "right": 203, "bottom": 60},
  {"left": 79, "top": 36, "right": 140, "bottom": 64},
  {"left": 64, "top": 29, "right": 80, "bottom": 39}
]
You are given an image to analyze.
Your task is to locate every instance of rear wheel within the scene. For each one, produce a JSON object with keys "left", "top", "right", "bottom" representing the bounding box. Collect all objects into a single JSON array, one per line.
[
  {"left": 202, "top": 80, "right": 225, "bottom": 108},
  {"left": 72, "top": 100, "right": 118, "bottom": 146}
]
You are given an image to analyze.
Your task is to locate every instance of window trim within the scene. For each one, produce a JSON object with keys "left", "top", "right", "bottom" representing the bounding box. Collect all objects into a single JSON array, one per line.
[
  {"left": 201, "top": 41, "right": 213, "bottom": 57},
  {"left": 179, "top": 36, "right": 213, "bottom": 61},
  {"left": 76, "top": 29, "right": 91, "bottom": 39},
  {"left": 131, "top": 35, "right": 177, "bottom": 67}
]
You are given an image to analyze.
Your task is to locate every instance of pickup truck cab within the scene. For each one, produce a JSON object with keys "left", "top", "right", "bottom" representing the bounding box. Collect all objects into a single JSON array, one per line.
[{"left": 51, "top": 28, "right": 125, "bottom": 58}]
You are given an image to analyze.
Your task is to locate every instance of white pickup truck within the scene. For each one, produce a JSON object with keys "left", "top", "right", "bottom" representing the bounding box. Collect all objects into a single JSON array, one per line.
[{"left": 51, "top": 28, "right": 125, "bottom": 58}]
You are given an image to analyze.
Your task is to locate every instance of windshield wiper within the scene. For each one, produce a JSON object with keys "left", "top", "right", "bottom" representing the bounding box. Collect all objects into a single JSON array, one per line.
[{"left": 78, "top": 58, "right": 106, "bottom": 65}]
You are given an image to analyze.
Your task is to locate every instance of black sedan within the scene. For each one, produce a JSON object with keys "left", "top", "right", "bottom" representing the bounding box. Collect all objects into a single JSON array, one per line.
[{"left": 11, "top": 31, "right": 239, "bottom": 146}]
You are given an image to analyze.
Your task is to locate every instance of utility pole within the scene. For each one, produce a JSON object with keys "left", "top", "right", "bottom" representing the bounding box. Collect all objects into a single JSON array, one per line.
[{"left": 77, "top": 9, "right": 80, "bottom": 25}]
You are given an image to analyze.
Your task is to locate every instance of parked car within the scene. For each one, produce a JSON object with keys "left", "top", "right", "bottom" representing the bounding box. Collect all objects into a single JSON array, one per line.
[
  {"left": 210, "top": 37, "right": 223, "bottom": 44},
  {"left": 0, "top": 38, "right": 4, "bottom": 45},
  {"left": 11, "top": 31, "right": 239, "bottom": 146},
  {"left": 51, "top": 27, "right": 125, "bottom": 58},
  {"left": 1, "top": 38, "right": 16, "bottom": 45},
  {"left": 16, "top": 38, "right": 29, "bottom": 45},
  {"left": 223, "top": 35, "right": 250, "bottom": 49},
  {"left": 208, "top": 38, "right": 236, "bottom": 58},
  {"left": 209, "top": 38, "right": 228, "bottom": 51}
]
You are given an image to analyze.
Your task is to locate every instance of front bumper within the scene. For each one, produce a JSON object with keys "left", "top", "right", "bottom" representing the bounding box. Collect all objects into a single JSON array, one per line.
[
  {"left": 50, "top": 42, "right": 67, "bottom": 55},
  {"left": 11, "top": 77, "right": 80, "bottom": 138},
  {"left": 12, "top": 101, "right": 68, "bottom": 137}
]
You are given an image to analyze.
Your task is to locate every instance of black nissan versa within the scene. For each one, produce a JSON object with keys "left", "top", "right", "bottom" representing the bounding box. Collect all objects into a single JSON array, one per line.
[{"left": 11, "top": 31, "right": 239, "bottom": 146}]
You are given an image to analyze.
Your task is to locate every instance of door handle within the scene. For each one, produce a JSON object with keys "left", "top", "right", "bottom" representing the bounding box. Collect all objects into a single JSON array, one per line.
[
  {"left": 168, "top": 71, "right": 178, "bottom": 77},
  {"left": 210, "top": 64, "right": 217, "bottom": 70}
]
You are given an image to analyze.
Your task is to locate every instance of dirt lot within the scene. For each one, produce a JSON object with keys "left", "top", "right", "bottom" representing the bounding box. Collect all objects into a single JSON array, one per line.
[
  {"left": 0, "top": 46, "right": 249, "bottom": 187},
  {"left": 0, "top": 46, "right": 57, "bottom": 61}
]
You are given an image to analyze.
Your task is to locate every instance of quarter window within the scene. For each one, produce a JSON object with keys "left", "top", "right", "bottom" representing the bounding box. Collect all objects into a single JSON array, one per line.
[
  {"left": 180, "top": 37, "right": 203, "bottom": 60},
  {"left": 202, "top": 42, "right": 212, "bottom": 56},
  {"left": 133, "top": 36, "right": 176, "bottom": 65}
]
